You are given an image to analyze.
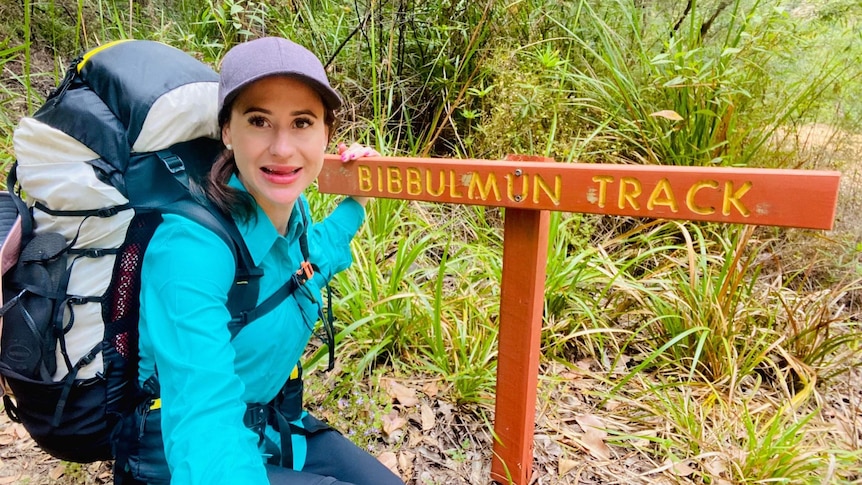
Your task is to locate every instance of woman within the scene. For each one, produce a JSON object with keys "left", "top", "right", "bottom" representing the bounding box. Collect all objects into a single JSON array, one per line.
[{"left": 114, "top": 37, "right": 404, "bottom": 485}]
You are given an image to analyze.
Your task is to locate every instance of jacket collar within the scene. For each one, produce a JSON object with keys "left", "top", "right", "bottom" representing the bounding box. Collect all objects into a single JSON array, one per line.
[{"left": 227, "top": 175, "right": 307, "bottom": 266}]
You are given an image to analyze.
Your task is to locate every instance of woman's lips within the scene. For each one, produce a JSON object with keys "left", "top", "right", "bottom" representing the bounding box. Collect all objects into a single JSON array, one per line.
[{"left": 261, "top": 166, "right": 302, "bottom": 183}]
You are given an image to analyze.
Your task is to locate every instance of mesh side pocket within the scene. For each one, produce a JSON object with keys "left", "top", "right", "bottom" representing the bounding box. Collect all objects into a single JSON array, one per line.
[{"left": 102, "top": 212, "right": 162, "bottom": 420}]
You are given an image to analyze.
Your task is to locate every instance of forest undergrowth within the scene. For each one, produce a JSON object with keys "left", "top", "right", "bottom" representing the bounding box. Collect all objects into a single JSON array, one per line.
[{"left": 1, "top": 0, "right": 861, "bottom": 483}]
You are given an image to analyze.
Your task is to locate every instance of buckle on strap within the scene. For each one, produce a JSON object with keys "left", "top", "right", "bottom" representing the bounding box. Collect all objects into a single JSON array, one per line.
[
  {"left": 157, "top": 150, "right": 185, "bottom": 174},
  {"left": 296, "top": 261, "right": 314, "bottom": 282},
  {"left": 243, "top": 403, "right": 268, "bottom": 430}
]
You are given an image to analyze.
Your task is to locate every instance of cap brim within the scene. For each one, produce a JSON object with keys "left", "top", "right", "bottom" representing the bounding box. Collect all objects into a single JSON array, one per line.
[{"left": 220, "top": 72, "right": 342, "bottom": 121}]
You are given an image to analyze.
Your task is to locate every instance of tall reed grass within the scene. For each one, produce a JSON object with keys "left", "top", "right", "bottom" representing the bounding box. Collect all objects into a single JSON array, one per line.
[{"left": 1, "top": 0, "right": 860, "bottom": 482}]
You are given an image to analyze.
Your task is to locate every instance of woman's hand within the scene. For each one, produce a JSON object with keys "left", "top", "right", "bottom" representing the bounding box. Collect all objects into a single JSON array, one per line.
[
  {"left": 336, "top": 142, "right": 380, "bottom": 207},
  {"left": 337, "top": 142, "right": 380, "bottom": 162}
]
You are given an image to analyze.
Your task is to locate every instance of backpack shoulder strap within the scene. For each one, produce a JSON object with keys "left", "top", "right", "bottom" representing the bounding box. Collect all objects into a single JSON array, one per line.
[
  {"left": 152, "top": 149, "right": 263, "bottom": 337},
  {"left": 232, "top": 202, "right": 314, "bottom": 328},
  {"left": 158, "top": 197, "right": 263, "bottom": 340}
]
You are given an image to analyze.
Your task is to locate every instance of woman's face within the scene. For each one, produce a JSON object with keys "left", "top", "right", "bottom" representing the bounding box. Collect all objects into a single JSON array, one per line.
[{"left": 221, "top": 75, "right": 329, "bottom": 231}]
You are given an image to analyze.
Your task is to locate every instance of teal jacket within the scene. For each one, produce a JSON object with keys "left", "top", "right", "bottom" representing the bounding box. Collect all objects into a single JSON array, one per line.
[{"left": 138, "top": 178, "right": 364, "bottom": 484}]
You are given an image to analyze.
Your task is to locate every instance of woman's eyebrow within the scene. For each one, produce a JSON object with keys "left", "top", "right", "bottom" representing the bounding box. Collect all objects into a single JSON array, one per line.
[
  {"left": 241, "top": 107, "right": 319, "bottom": 118},
  {"left": 242, "top": 106, "right": 271, "bottom": 115},
  {"left": 289, "top": 109, "right": 319, "bottom": 118}
]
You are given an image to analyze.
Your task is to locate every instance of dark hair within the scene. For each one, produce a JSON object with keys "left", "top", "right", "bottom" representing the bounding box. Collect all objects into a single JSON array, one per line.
[{"left": 203, "top": 93, "right": 339, "bottom": 223}]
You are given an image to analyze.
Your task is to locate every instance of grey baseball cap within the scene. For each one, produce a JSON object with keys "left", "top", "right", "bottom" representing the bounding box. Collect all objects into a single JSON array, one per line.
[{"left": 217, "top": 37, "right": 342, "bottom": 121}]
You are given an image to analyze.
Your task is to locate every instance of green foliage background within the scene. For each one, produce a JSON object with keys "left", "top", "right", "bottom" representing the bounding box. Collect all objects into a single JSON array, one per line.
[{"left": 1, "top": 0, "right": 861, "bottom": 483}]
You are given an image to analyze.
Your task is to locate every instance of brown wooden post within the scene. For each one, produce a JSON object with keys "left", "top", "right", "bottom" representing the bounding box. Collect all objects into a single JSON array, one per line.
[
  {"left": 489, "top": 154, "right": 553, "bottom": 484},
  {"left": 491, "top": 206, "right": 549, "bottom": 484}
]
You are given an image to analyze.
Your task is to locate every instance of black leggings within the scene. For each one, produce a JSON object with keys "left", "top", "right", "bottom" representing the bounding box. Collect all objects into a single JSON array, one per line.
[
  {"left": 115, "top": 428, "right": 404, "bottom": 485},
  {"left": 265, "top": 428, "right": 404, "bottom": 485}
]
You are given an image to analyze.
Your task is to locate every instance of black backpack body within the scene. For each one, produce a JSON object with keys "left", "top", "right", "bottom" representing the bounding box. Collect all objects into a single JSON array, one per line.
[{"left": 0, "top": 40, "right": 266, "bottom": 463}]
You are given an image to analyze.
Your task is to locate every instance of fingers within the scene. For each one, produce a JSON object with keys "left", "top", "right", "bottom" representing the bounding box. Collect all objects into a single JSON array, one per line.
[{"left": 339, "top": 142, "right": 381, "bottom": 162}]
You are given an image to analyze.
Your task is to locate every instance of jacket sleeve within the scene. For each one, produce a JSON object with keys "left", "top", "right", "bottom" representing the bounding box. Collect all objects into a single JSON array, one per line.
[
  {"left": 306, "top": 196, "right": 366, "bottom": 282},
  {"left": 139, "top": 216, "right": 268, "bottom": 485}
]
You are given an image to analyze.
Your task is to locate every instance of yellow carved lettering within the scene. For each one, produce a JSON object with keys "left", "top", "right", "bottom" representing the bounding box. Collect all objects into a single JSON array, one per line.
[
  {"left": 426, "top": 170, "right": 445, "bottom": 197},
  {"left": 467, "top": 172, "right": 501, "bottom": 201},
  {"left": 618, "top": 177, "right": 642, "bottom": 210},
  {"left": 358, "top": 165, "right": 372, "bottom": 192},
  {"left": 646, "top": 178, "right": 679, "bottom": 212},
  {"left": 407, "top": 168, "right": 422, "bottom": 196},
  {"left": 376, "top": 166, "right": 384, "bottom": 192},
  {"left": 533, "top": 174, "right": 561, "bottom": 205},
  {"left": 722, "top": 181, "right": 752, "bottom": 217},
  {"left": 686, "top": 180, "right": 718, "bottom": 215},
  {"left": 592, "top": 176, "right": 614, "bottom": 208},
  {"left": 505, "top": 174, "right": 527, "bottom": 202},
  {"left": 449, "top": 170, "right": 464, "bottom": 198},
  {"left": 387, "top": 167, "right": 402, "bottom": 194}
]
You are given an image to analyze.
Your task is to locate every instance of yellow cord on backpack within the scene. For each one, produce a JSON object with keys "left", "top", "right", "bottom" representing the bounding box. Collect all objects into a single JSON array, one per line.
[{"left": 77, "top": 39, "right": 134, "bottom": 72}]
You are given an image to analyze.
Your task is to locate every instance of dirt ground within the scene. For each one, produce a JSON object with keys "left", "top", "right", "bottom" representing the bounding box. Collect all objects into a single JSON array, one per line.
[{"left": 2, "top": 360, "right": 861, "bottom": 484}]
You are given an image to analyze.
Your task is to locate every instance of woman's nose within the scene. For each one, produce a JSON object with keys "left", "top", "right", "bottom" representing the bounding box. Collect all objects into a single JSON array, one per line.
[{"left": 269, "top": 129, "right": 296, "bottom": 158}]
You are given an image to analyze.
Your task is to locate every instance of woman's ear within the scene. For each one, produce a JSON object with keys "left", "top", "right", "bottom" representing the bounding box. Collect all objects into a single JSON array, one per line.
[{"left": 221, "top": 125, "right": 232, "bottom": 148}]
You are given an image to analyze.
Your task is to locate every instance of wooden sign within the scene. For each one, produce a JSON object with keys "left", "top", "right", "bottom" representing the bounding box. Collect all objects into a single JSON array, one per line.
[
  {"left": 320, "top": 155, "right": 840, "bottom": 230},
  {"left": 318, "top": 154, "right": 841, "bottom": 484}
]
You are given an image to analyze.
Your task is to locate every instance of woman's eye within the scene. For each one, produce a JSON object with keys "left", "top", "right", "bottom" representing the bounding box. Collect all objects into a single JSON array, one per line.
[
  {"left": 294, "top": 118, "right": 313, "bottom": 129},
  {"left": 248, "top": 115, "right": 268, "bottom": 128}
]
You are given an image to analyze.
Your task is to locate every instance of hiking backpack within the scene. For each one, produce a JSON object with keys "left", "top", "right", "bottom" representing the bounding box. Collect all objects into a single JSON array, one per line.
[{"left": 0, "top": 39, "right": 321, "bottom": 463}]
